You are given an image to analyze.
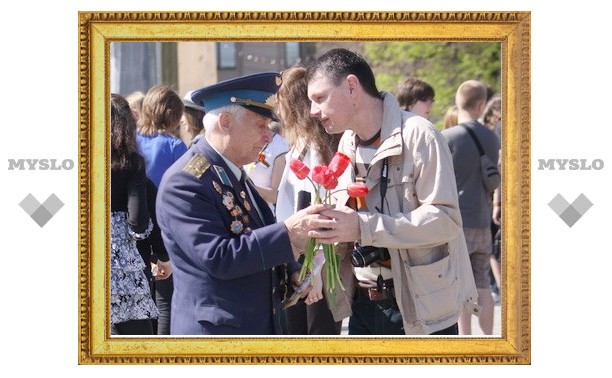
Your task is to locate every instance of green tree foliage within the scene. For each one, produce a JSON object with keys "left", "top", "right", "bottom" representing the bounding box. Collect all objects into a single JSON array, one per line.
[{"left": 362, "top": 42, "right": 501, "bottom": 129}]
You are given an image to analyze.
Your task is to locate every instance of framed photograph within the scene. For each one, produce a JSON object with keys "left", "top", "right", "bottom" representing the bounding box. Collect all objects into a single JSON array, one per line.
[{"left": 79, "top": 10, "right": 530, "bottom": 364}]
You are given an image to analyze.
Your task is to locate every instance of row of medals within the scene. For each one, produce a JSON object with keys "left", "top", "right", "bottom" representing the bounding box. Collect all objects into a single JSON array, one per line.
[{"left": 214, "top": 180, "right": 253, "bottom": 235}]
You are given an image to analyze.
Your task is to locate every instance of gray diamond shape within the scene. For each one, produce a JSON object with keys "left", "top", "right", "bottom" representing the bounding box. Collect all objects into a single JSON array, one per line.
[
  {"left": 42, "top": 194, "right": 64, "bottom": 214},
  {"left": 548, "top": 193, "right": 569, "bottom": 215},
  {"left": 30, "top": 206, "right": 53, "bottom": 227},
  {"left": 19, "top": 193, "right": 40, "bottom": 215},
  {"left": 559, "top": 206, "right": 581, "bottom": 227},
  {"left": 571, "top": 193, "right": 593, "bottom": 214}
]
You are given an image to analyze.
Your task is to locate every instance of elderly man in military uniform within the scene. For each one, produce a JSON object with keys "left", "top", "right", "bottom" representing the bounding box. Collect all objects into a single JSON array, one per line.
[{"left": 156, "top": 72, "right": 320, "bottom": 335}]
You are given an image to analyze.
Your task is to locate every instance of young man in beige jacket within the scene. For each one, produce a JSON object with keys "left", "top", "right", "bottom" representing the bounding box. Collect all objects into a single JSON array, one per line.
[{"left": 305, "top": 48, "right": 479, "bottom": 335}]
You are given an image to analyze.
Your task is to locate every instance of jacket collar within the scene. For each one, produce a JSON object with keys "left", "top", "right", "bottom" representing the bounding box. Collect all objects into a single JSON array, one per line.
[
  {"left": 193, "top": 138, "right": 271, "bottom": 228},
  {"left": 372, "top": 92, "right": 404, "bottom": 165},
  {"left": 345, "top": 92, "right": 404, "bottom": 167}
]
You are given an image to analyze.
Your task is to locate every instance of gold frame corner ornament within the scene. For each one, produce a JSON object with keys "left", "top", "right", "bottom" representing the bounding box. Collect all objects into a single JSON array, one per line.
[{"left": 78, "top": 10, "right": 530, "bottom": 365}]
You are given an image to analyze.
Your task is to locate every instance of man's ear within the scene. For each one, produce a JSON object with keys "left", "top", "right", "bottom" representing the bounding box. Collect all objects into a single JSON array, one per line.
[
  {"left": 346, "top": 74, "right": 359, "bottom": 95},
  {"left": 476, "top": 100, "right": 487, "bottom": 117},
  {"left": 218, "top": 111, "right": 232, "bottom": 132}
]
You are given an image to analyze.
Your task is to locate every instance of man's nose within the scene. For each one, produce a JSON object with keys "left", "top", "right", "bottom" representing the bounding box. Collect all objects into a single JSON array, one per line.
[
  {"left": 263, "top": 129, "right": 273, "bottom": 143},
  {"left": 310, "top": 102, "right": 320, "bottom": 118}
]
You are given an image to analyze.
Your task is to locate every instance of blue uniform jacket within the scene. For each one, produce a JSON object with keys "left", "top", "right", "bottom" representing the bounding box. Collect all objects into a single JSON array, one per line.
[{"left": 156, "top": 138, "right": 300, "bottom": 335}]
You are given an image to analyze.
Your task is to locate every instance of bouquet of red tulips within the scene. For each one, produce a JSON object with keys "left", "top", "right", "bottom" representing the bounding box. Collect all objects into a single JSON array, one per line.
[{"left": 289, "top": 152, "right": 369, "bottom": 295}]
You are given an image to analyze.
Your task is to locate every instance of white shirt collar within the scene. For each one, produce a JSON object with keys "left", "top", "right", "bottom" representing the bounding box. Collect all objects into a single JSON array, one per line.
[{"left": 207, "top": 141, "right": 243, "bottom": 180}]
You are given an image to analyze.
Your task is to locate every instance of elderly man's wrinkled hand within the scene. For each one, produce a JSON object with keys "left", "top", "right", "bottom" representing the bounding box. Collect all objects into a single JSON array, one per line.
[{"left": 283, "top": 204, "right": 331, "bottom": 260}]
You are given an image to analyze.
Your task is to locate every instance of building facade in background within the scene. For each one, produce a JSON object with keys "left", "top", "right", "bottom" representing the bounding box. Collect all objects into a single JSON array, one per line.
[{"left": 110, "top": 42, "right": 317, "bottom": 98}]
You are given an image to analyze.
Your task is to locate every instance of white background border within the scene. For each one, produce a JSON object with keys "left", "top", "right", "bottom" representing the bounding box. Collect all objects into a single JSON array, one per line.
[{"left": 1, "top": 0, "right": 608, "bottom": 375}]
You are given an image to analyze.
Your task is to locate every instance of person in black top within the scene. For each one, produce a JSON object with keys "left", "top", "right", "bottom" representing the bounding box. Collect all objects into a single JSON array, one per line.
[{"left": 110, "top": 93, "right": 158, "bottom": 335}]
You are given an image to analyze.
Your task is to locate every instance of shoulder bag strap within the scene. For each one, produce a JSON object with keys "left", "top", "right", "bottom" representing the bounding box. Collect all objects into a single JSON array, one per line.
[{"left": 459, "top": 123, "right": 485, "bottom": 157}]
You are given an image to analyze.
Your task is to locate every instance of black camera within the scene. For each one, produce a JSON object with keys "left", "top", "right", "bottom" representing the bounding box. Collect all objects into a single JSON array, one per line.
[{"left": 350, "top": 242, "right": 390, "bottom": 267}]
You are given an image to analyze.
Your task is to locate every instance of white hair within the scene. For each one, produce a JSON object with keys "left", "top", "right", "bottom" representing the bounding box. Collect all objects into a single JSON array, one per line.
[{"left": 203, "top": 104, "right": 243, "bottom": 133}]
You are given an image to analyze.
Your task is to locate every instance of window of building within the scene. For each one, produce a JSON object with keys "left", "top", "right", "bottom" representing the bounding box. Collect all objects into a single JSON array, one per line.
[
  {"left": 218, "top": 42, "right": 237, "bottom": 69},
  {"left": 285, "top": 42, "right": 301, "bottom": 66}
]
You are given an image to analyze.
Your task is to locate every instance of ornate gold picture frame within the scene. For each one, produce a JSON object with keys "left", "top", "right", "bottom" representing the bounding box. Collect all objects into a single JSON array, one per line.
[{"left": 78, "top": 11, "right": 530, "bottom": 364}]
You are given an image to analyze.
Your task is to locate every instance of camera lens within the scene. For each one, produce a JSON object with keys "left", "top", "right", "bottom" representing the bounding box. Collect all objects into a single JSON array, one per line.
[
  {"left": 350, "top": 245, "right": 388, "bottom": 267},
  {"left": 350, "top": 252, "right": 366, "bottom": 267}
]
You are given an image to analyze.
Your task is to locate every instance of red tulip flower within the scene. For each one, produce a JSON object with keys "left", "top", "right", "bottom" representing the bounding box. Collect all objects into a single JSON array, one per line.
[
  {"left": 311, "top": 165, "right": 338, "bottom": 190},
  {"left": 347, "top": 182, "right": 369, "bottom": 197},
  {"left": 289, "top": 158, "right": 310, "bottom": 180},
  {"left": 322, "top": 171, "right": 338, "bottom": 190},
  {"left": 327, "top": 152, "right": 351, "bottom": 177},
  {"left": 311, "top": 165, "right": 327, "bottom": 186}
]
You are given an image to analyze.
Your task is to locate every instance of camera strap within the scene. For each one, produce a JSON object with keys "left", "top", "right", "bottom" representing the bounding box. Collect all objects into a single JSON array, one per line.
[
  {"left": 376, "top": 157, "right": 391, "bottom": 289},
  {"left": 376, "top": 157, "right": 389, "bottom": 214}
]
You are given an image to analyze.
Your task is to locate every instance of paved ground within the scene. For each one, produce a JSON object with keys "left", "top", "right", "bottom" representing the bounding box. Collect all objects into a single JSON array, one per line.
[
  {"left": 340, "top": 301, "right": 501, "bottom": 336},
  {"left": 471, "top": 301, "right": 502, "bottom": 336}
]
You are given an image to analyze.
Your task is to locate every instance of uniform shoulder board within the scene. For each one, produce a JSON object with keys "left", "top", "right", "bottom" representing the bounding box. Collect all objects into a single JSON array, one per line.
[{"left": 182, "top": 153, "right": 210, "bottom": 178}]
